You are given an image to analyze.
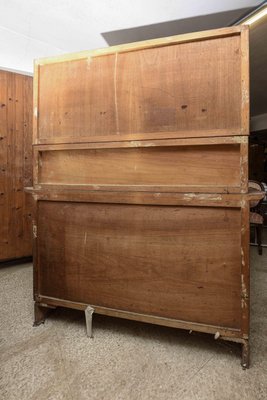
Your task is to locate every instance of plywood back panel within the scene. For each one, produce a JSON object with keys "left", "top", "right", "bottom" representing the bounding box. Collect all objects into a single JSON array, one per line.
[
  {"left": 0, "top": 70, "right": 33, "bottom": 261},
  {"left": 36, "top": 27, "right": 248, "bottom": 144},
  {"left": 38, "top": 143, "right": 242, "bottom": 192},
  {"left": 38, "top": 201, "right": 242, "bottom": 329}
]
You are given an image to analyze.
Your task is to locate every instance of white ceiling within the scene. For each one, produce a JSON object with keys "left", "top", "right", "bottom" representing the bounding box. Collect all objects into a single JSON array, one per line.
[{"left": 0, "top": 0, "right": 262, "bottom": 73}]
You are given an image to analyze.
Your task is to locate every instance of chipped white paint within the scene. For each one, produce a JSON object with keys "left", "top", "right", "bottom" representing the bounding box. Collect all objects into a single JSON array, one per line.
[
  {"left": 183, "top": 193, "right": 196, "bottom": 199},
  {"left": 130, "top": 141, "right": 156, "bottom": 148},
  {"left": 241, "top": 298, "right": 247, "bottom": 309},
  {"left": 182, "top": 194, "right": 222, "bottom": 201},
  {"left": 214, "top": 332, "right": 220, "bottom": 340},
  {"left": 241, "top": 282, "right": 249, "bottom": 309},
  {"left": 241, "top": 249, "right": 245, "bottom": 267},
  {"left": 240, "top": 199, "right": 246, "bottom": 208},
  {"left": 130, "top": 141, "right": 141, "bottom": 147},
  {"left": 241, "top": 273, "right": 248, "bottom": 308},
  {"left": 234, "top": 136, "right": 248, "bottom": 144},
  {"left": 142, "top": 143, "right": 156, "bottom": 147},
  {"left": 241, "top": 273, "right": 246, "bottom": 290},
  {"left": 33, "top": 224, "right": 37, "bottom": 238}
]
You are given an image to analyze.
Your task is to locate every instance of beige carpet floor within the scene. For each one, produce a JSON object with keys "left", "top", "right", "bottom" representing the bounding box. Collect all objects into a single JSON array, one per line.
[{"left": 0, "top": 246, "right": 267, "bottom": 400}]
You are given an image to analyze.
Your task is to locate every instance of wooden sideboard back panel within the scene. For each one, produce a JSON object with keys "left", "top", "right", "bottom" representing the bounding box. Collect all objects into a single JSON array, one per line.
[
  {"left": 37, "top": 201, "right": 242, "bottom": 329},
  {"left": 30, "top": 27, "right": 251, "bottom": 362},
  {"left": 37, "top": 142, "right": 245, "bottom": 193},
  {"left": 35, "top": 28, "right": 248, "bottom": 144}
]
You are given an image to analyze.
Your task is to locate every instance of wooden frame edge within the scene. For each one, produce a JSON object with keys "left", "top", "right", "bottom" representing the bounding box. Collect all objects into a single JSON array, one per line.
[
  {"left": 33, "top": 61, "right": 39, "bottom": 144},
  {"left": 240, "top": 201, "right": 250, "bottom": 339},
  {"left": 35, "top": 295, "right": 243, "bottom": 340},
  {"left": 25, "top": 190, "right": 255, "bottom": 208},
  {"left": 240, "top": 140, "right": 249, "bottom": 193},
  {"left": 36, "top": 130, "right": 248, "bottom": 146},
  {"left": 32, "top": 197, "right": 39, "bottom": 300},
  {"left": 26, "top": 187, "right": 264, "bottom": 205},
  {"left": 35, "top": 26, "right": 244, "bottom": 66},
  {"left": 240, "top": 25, "right": 250, "bottom": 135},
  {"left": 29, "top": 184, "right": 244, "bottom": 196},
  {"left": 33, "top": 135, "right": 248, "bottom": 151}
]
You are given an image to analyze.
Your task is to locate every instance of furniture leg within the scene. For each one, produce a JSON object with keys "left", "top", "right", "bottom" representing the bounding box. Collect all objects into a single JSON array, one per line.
[
  {"left": 241, "top": 340, "right": 250, "bottom": 369},
  {"left": 256, "top": 225, "right": 263, "bottom": 255},
  {"left": 85, "top": 306, "right": 94, "bottom": 338},
  {"left": 33, "top": 302, "right": 52, "bottom": 326}
]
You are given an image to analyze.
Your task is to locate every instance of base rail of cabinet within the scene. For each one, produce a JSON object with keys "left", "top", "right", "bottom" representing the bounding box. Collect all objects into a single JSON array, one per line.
[
  {"left": 0, "top": 256, "right": 32, "bottom": 265},
  {"left": 34, "top": 296, "right": 249, "bottom": 368}
]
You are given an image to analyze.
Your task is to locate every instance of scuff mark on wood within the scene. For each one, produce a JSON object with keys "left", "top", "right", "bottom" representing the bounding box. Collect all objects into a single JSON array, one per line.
[
  {"left": 84, "top": 231, "right": 87, "bottom": 245},
  {"left": 182, "top": 194, "right": 222, "bottom": 201},
  {"left": 130, "top": 141, "right": 156, "bottom": 147},
  {"left": 240, "top": 199, "right": 246, "bottom": 208},
  {"left": 241, "top": 271, "right": 248, "bottom": 310},
  {"left": 233, "top": 136, "right": 247, "bottom": 144},
  {"left": 241, "top": 249, "right": 245, "bottom": 267},
  {"left": 33, "top": 224, "right": 37, "bottom": 238}
]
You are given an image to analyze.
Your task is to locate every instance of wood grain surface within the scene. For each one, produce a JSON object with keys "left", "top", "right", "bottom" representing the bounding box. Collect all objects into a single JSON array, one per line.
[
  {"left": 38, "top": 144, "right": 242, "bottom": 192},
  {"left": 0, "top": 70, "right": 33, "bottom": 261},
  {"left": 37, "top": 33, "right": 243, "bottom": 142},
  {"left": 37, "top": 201, "right": 242, "bottom": 329},
  {"left": 32, "top": 27, "right": 251, "bottom": 360}
]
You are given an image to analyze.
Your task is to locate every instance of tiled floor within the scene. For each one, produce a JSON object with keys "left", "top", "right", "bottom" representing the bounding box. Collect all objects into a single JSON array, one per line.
[{"left": 0, "top": 247, "right": 266, "bottom": 400}]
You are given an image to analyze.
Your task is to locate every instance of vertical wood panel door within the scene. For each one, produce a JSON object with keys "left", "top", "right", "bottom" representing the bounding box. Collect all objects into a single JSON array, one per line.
[{"left": 0, "top": 70, "right": 33, "bottom": 261}]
